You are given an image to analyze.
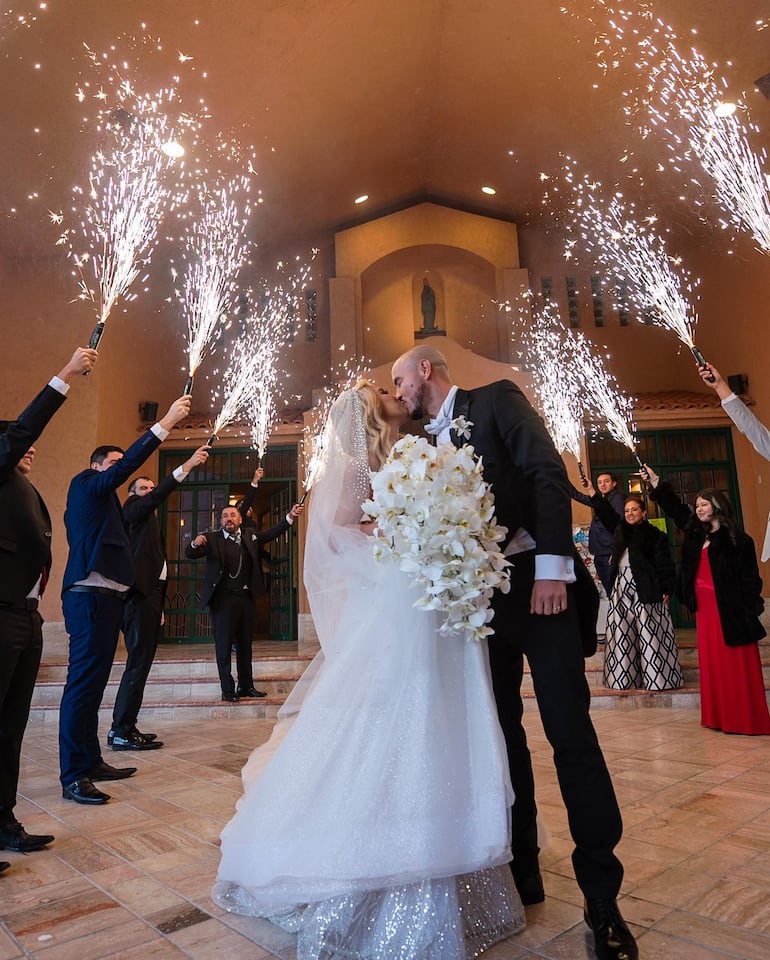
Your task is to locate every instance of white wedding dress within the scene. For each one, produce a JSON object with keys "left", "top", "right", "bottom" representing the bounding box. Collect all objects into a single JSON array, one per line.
[{"left": 212, "top": 391, "right": 524, "bottom": 959}]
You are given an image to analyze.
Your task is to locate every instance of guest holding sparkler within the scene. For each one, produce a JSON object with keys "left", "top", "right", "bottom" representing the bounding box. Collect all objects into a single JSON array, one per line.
[
  {"left": 392, "top": 345, "right": 636, "bottom": 960},
  {"left": 586, "top": 487, "right": 683, "bottom": 691},
  {"left": 0, "top": 346, "right": 97, "bottom": 863},
  {"left": 571, "top": 473, "right": 626, "bottom": 595},
  {"left": 698, "top": 362, "right": 770, "bottom": 563},
  {"left": 59, "top": 395, "right": 192, "bottom": 805},
  {"left": 186, "top": 499, "right": 303, "bottom": 702},
  {"left": 107, "top": 445, "right": 210, "bottom": 753},
  {"left": 646, "top": 466, "right": 770, "bottom": 736},
  {"left": 235, "top": 466, "right": 264, "bottom": 534}
]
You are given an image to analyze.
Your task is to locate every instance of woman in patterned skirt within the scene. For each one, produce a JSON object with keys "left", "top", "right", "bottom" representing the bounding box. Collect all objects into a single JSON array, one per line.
[
  {"left": 647, "top": 468, "right": 770, "bottom": 735},
  {"left": 589, "top": 489, "right": 684, "bottom": 690}
]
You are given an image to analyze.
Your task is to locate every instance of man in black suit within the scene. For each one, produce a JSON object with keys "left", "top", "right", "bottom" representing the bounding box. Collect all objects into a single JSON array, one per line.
[
  {"left": 59, "top": 395, "right": 191, "bottom": 805},
  {"left": 0, "top": 346, "right": 97, "bottom": 867},
  {"left": 186, "top": 500, "right": 302, "bottom": 701},
  {"left": 392, "top": 345, "right": 636, "bottom": 960},
  {"left": 108, "top": 444, "right": 210, "bottom": 752}
]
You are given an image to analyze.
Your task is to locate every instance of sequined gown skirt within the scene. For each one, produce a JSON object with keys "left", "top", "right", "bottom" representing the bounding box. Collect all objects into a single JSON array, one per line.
[
  {"left": 212, "top": 558, "right": 525, "bottom": 958},
  {"left": 604, "top": 565, "right": 684, "bottom": 690},
  {"left": 695, "top": 549, "right": 770, "bottom": 735}
]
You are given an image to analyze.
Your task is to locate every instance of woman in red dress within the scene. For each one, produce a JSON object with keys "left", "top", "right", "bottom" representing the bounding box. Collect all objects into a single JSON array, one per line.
[{"left": 646, "top": 468, "right": 770, "bottom": 735}]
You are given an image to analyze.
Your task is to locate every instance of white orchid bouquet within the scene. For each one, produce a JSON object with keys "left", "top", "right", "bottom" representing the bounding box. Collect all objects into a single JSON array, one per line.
[{"left": 362, "top": 428, "right": 510, "bottom": 642}]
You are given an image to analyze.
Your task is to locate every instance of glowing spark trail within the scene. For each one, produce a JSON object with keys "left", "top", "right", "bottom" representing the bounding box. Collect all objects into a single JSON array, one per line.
[
  {"left": 525, "top": 302, "right": 585, "bottom": 462},
  {"left": 561, "top": 1, "right": 770, "bottom": 253},
  {"left": 559, "top": 160, "right": 708, "bottom": 369},
  {"left": 247, "top": 259, "right": 314, "bottom": 459},
  {"left": 208, "top": 322, "right": 263, "bottom": 445},
  {"left": 61, "top": 93, "right": 185, "bottom": 349},
  {"left": 571, "top": 329, "right": 640, "bottom": 463},
  {"left": 174, "top": 176, "right": 253, "bottom": 395},
  {"left": 645, "top": 42, "right": 770, "bottom": 254}
]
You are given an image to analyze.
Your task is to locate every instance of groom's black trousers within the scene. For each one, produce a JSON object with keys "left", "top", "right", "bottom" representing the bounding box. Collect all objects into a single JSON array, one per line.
[{"left": 488, "top": 549, "right": 624, "bottom": 900}]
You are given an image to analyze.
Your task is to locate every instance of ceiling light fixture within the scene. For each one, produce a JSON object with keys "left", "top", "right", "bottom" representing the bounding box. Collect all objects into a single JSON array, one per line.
[
  {"left": 160, "top": 140, "right": 185, "bottom": 158},
  {"left": 481, "top": 185, "right": 496, "bottom": 195},
  {"left": 354, "top": 194, "right": 368, "bottom": 204},
  {"left": 714, "top": 100, "right": 737, "bottom": 117}
]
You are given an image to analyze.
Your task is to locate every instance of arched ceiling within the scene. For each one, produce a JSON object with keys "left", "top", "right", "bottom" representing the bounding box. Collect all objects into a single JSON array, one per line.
[{"left": 1, "top": 0, "right": 768, "bottom": 265}]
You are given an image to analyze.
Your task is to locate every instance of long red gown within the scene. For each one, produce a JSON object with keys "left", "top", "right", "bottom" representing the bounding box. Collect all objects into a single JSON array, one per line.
[{"left": 695, "top": 546, "right": 770, "bottom": 735}]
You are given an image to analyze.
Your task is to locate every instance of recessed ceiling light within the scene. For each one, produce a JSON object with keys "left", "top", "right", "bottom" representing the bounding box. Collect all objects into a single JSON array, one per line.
[
  {"left": 481, "top": 185, "right": 496, "bottom": 195},
  {"left": 160, "top": 140, "right": 185, "bottom": 158},
  {"left": 714, "top": 101, "right": 737, "bottom": 117},
  {"left": 354, "top": 194, "right": 369, "bottom": 204}
]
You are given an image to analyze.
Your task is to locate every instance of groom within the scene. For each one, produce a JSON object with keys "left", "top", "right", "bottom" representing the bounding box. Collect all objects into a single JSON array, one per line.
[{"left": 392, "top": 345, "right": 637, "bottom": 960}]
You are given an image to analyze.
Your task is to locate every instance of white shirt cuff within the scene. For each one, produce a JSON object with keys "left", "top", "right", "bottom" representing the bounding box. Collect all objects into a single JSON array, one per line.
[
  {"left": 173, "top": 466, "right": 188, "bottom": 482},
  {"left": 151, "top": 423, "right": 169, "bottom": 441},
  {"left": 49, "top": 375, "right": 70, "bottom": 396},
  {"left": 535, "top": 554, "right": 576, "bottom": 583},
  {"left": 286, "top": 514, "right": 294, "bottom": 525}
]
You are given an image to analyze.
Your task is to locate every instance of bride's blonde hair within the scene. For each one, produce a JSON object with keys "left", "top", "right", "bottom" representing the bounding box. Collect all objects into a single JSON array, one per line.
[{"left": 353, "top": 380, "right": 392, "bottom": 470}]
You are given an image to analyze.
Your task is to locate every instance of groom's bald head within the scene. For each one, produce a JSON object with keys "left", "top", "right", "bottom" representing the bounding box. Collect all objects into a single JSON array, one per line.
[{"left": 392, "top": 346, "right": 452, "bottom": 420}]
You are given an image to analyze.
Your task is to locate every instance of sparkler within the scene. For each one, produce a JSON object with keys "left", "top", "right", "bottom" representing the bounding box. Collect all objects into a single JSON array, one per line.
[
  {"left": 525, "top": 302, "right": 585, "bottom": 465},
  {"left": 559, "top": 160, "right": 713, "bottom": 377},
  {"left": 562, "top": 1, "right": 770, "bottom": 254},
  {"left": 173, "top": 176, "right": 253, "bottom": 396},
  {"left": 246, "top": 258, "right": 314, "bottom": 462},
  {"left": 571, "top": 329, "right": 641, "bottom": 467},
  {"left": 300, "top": 356, "right": 370, "bottom": 503},
  {"left": 59, "top": 94, "right": 186, "bottom": 355}
]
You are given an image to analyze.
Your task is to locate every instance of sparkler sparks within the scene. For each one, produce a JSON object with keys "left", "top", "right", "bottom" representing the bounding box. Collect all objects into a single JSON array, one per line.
[
  {"left": 558, "top": 159, "right": 703, "bottom": 360},
  {"left": 246, "top": 259, "right": 314, "bottom": 459},
  {"left": 562, "top": 1, "right": 770, "bottom": 253},
  {"left": 525, "top": 302, "right": 585, "bottom": 462},
  {"left": 174, "top": 175, "right": 254, "bottom": 392},
  {"left": 61, "top": 92, "right": 190, "bottom": 335}
]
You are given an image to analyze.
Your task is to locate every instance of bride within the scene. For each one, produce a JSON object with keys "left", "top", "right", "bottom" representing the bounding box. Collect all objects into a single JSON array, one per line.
[{"left": 212, "top": 380, "right": 525, "bottom": 959}]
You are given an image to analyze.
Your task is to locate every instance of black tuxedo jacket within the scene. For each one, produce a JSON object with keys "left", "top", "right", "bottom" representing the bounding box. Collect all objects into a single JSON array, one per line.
[
  {"left": 185, "top": 517, "right": 291, "bottom": 606},
  {"left": 452, "top": 381, "right": 599, "bottom": 654},
  {"left": 0, "top": 383, "right": 66, "bottom": 602},
  {"left": 123, "top": 471, "right": 181, "bottom": 596},
  {"left": 451, "top": 381, "right": 575, "bottom": 560}
]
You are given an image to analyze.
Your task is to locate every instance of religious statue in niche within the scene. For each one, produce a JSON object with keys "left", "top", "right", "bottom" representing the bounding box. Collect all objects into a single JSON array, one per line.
[{"left": 415, "top": 275, "right": 445, "bottom": 338}]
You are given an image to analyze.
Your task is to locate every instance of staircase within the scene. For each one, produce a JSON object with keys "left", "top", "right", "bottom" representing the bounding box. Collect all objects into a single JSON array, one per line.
[{"left": 29, "top": 624, "right": 770, "bottom": 725}]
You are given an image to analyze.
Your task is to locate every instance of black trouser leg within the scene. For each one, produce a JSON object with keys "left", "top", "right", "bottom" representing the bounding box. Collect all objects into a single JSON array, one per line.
[
  {"left": 0, "top": 609, "right": 43, "bottom": 817},
  {"left": 113, "top": 582, "right": 163, "bottom": 735}
]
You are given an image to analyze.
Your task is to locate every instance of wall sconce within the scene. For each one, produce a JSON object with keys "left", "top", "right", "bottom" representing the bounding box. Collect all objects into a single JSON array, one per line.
[
  {"left": 138, "top": 401, "right": 159, "bottom": 422},
  {"left": 726, "top": 374, "right": 748, "bottom": 396}
]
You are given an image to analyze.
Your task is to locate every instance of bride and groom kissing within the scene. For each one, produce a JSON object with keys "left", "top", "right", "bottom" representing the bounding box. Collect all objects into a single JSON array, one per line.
[{"left": 212, "top": 345, "right": 638, "bottom": 960}]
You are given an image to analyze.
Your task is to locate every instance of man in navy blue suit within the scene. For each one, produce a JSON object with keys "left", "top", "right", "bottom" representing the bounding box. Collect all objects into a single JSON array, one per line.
[
  {"left": 0, "top": 346, "right": 97, "bottom": 874},
  {"left": 59, "top": 395, "right": 191, "bottom": 805}
]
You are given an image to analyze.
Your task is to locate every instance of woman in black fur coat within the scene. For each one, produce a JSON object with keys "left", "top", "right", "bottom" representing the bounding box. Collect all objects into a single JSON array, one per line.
[
  {"left": 645, "top": 467, "right": 770, "bottom": 735},
  {"left": 590, "top": 490, "right": 684, "bottom": 691}
]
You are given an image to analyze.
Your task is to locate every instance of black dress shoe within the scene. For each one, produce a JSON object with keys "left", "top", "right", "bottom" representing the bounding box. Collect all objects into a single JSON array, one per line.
[
  {"left": 584, "top": 898, "right": 638, "bottom": 960},
  {"left": 107, "top": 728, "right": 157, "bottom": 745},
  {"left": 222, "top": 692, "right": 240, "bottom": 702},
  {"left": 111, "top": 732, "right": 164, "bottom": 751},
  {"left": 514, "top": 870, "right": 545, "bottom": 905},
  {"left": 86, "top": 762, "right": 137, "bottom": 781},
  {"left": 0, "top": 818, "right": 54, "bottom": 852},
  {"left": 0, "top": 861, "right": 9, "bottom": 874},
  {"left": 236, "top": 687, "right": 267, "bottom": 698},
  {"left": 62, "top": 778, "right": 111, "bottom": 805}
]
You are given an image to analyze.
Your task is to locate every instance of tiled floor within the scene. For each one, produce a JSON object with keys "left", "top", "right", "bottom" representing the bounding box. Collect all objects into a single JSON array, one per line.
[{"left": 2, "top": 706, "right": 770, "bottom": 959}]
